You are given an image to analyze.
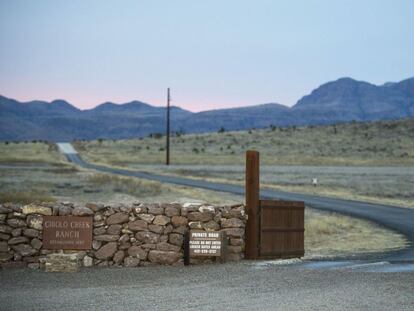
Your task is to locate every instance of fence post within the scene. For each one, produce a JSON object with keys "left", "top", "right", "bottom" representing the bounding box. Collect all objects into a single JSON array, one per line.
[{"left": 245, "top": 150, "right": 260, "bottom": 259}]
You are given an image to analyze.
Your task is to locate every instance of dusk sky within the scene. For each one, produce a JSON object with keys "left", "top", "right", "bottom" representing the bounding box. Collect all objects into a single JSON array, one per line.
[{"left": 1, "top": 0, "right": 413, "bottom": 112}]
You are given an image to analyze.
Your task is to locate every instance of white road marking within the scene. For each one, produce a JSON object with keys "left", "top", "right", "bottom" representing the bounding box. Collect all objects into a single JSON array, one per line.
[{"left": 57, "top": 142, "right": 78, "bottom": 154}]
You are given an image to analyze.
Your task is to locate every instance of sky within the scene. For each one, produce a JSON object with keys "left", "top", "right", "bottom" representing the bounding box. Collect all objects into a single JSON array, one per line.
[{"left": 0, "top": 0, "right": 413, "bottom": 112}]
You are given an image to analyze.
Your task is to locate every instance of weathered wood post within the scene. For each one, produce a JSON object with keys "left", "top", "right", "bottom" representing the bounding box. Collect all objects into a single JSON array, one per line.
[{"left": 245, "top": 150, "right": 260, "bottom": 259}]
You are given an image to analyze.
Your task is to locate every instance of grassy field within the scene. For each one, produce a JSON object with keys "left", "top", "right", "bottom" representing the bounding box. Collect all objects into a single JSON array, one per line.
[
  {"left": 0, "top": 162, "right": 407, "bottom": 258},
  {"left": 0, "top": 118, "right": 412, "bottom": 257},
  {"left": 72, "top": 118, "right": 414, "bottom": 208},
  {"left": 0, "top": 141, "right": 65, "bottom": 164},
  {"left": 73, "top": 118, "right": 414, "bottom": 166}
]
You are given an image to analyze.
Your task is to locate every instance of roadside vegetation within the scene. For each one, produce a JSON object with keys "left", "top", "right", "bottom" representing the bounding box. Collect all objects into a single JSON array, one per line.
[
  {"left": 73, "top": 118, "right": 414, "bottom": 208},
  {"left": 0, "top": 140, "right": 66, "bottom": 164}
]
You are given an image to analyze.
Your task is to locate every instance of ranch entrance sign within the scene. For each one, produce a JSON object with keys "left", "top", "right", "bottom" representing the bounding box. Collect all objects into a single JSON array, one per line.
[{"left": 43, "top": 216, "right": 93, "bottom": 250}]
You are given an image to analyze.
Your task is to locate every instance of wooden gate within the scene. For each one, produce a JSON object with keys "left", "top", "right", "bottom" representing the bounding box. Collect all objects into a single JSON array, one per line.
[
  {"left": 259, "top": 200, "right": 304, "bottom": 258},
  {"left": 245, "top": 150, "right": 305, "bottom": 259}
]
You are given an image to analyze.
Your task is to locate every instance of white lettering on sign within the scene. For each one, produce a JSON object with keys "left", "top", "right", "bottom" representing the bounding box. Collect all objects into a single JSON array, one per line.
[{"left": 189, "top": 230, "right": 223, "bottom": 257}]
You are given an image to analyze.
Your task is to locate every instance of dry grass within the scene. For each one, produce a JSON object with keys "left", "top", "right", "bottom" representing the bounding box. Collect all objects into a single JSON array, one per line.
[
  {"left": 0, "top": 141, "right": 65, "bottom": 164},
  {"left": 304, "top": 209, "right": 408, "bottom": 258},
  {"left": 0, "top": 163, "right": 408, "bottom": 257},
  {"left": 74, "top": 118, "right": 414, "bottom": 166},
  {"left": 87, "top": 173, "right": 162, "bottom": 197},
  {"left": 0, "top": 190, "right": 56, "bottom": 204}
]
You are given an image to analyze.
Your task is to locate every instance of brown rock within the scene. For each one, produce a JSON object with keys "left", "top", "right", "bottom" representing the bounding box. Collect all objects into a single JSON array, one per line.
[
  {"left": 11, "top": 244, "right": 37, "bottom": 256},
  {"left": 0, "top": 224, "right": 12, "bottom": 234},
  {"left": 133, "top": 205, "right": 148, "bottom": 214},
  {"left": 0, "top": 206, "right": 12, "bottom": 213},
  {"left": 72, "top": 207, "right": 94, "bottom": 216},
  {"left": 0, "top": 241, "right": 8, "bottom": 252},
  {"left": 93, "top": 227, "right": 106, "bottom": 235},
  {"left": 94, "top": 220, "right": 105, "bottom": 227},
  {"left": 8, "top": 236, "right": 29, "bottom": 245},
  {"left": 153, "top": 215, "right": 170, "bottom": 226},
  {"left": 230, "top": 238, "right": 244, "bottom": 246},
  {"left": 113, "top": 250, "right": 125, "bottom": 264},
  {"left": 23, "top": 228, "right": 39, "bottom": 238},
  {"left": 148, "top": 224, "right": 164, "bottom": 234},
  {"left": 57, "top": 206, "right": 72, "bottom": 216},
  {"left": 0, "top": 214, "right": 6, "bottom": 223},
  {"left": 135, "top": 231, "right": 160, "bottom": 244},
  {"left": 221, "top": 218, "right": 244, "bottom": 228},
  {"left": 26, "top": 214, "right": 43, "bottom": 230},
  {"left": 147, "top": 204, "right": 164, "bottom": 215},
  {"left": 106, "top": 213, "right": 129, "bottom": 225},
  {"left": 199, "top": 205, "right": 215, "bottom": 213},
  {"left": 169, "top": 233, "right": 183, "bottom": 246},
  {"left": 11, "top": 228, "right": 22, "bottom": 237},
  {"left": 119, "top": 242, "right": 131, "bottom": 250},
  {"left": 141, "top": 243, "right": 157, "bottom": 250},
  {"left": 160, "top": 235, "right": 169, "bottom": 242},
  {"left": 188, "top": 212, "right": 214, "bottom": 222},
  {"left": 156, "top": 242, "right": 181, "bottom": 252},
  {"left": 92, "top": 240, "right": 102, "bottom": 250},
  {"left": 85, "top": 203, "right": 103, "bottom": 212},
  {"left": 189, "top": 221, "right": 203, "bottom": 229},
  {"left": 164, "top": 206, "right": 180, "bottom": 217},
  {"left": 0, "top": 252, "right": 13, "bottom": 262},
  {"left": 95, "top": 242, "right": 118, "bottom": 260},
  {"left": 0, "top": 233, "right": 10, "bottom": 240},
  {"left": 127, "top": 246, "right": 147, "bottom": 260},
  {"left": 94, "top": 235, "right": 119, "bottom": 242},
  {"left": 164, "top": 224, "right": 173, "bottom": 234},
  {"left": 173, "top": 226, "right": 188, "bottom": 235},
  {"left": 137, "top": 214, "right": 155, "bottom": 223},
  {"left": 128, "top": 220, "right": 148, "bottom": 231},
  {"left": 107, "top": 224, "right": 122, "bottom": 235},
  {"left": 22, "top": 204, "right": 52, "bottom": 216},
  {"left": 119, "top": 234, "right": 130, "bottom": 244},
  {"left": 124, "top": 256, "right": 140, "bottom": 267},
  {"left": 31, "top": 238, "right": 43, "bottom": 250},
  {"left": 171, "top": 216, "right": 188, "bottom": 227},
  {"left": 220, "top": 228, "right": 245, "bottom": 238},
  {"left": 7, "top": 218, "right": 26, "bottom": 228},
  {"left": 148, "top": 250, "right": 181, "bottom": 265},
  {"left": 203, "top": 220, "right": 220, "bottom": 231},
  {"left": 228, "top": 245, "right": 243, "bottom": 253}
]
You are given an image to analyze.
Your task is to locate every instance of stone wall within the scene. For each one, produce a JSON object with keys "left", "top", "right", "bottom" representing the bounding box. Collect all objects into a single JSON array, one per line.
[{"left": 0, "top": 202, "right": 246, "bottom": 270}]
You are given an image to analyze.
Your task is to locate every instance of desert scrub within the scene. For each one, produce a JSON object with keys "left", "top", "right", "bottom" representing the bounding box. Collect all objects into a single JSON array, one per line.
[
  {"left": 0, "top": 141, "right": 65, "bottom": 164},
  {"left": 0, "top": 190, "right": 56, "bottom": 204},
  {"left": 87, "top": 173, "right": 161, "bottom": 197},
  {"left": 304, "top": 208, "right": 408, "bottom": 258},
  {"left": 75, "top": 118, "right": 414, "bottom": 166}
]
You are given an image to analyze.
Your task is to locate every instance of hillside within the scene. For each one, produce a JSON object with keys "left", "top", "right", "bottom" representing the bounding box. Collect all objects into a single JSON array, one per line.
[
  {"left": 74, "top": 118, "right": 414, "bottom": 166},
  {"left": 1, "top": 77, "right": 413, "bottom": 141}
]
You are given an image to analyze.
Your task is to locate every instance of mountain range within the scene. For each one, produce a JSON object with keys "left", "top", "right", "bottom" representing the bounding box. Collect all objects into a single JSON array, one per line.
[{"left": 1, "top": 77, "right": 413, "bottom": 141}]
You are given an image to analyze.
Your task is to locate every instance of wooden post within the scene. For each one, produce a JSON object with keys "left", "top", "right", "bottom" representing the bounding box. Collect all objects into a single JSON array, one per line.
[
  {"left": 245, "top": 150, "right": 260, "bottom": 259},
  {"left": 184, "top": 231, "right": 190, "bottom": 266},
  {"left": 166, "top": 88, "right": 170, "bottom": 166}
]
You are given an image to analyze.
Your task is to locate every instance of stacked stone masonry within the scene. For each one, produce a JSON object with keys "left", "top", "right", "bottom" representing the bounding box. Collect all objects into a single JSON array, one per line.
[{"left": 0, "top": 202, "right": 247, "bottom": 269}]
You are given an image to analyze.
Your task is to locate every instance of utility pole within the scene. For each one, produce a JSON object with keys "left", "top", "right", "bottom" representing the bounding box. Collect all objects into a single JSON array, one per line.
[{"left": 166, "top": 87, "right": 170, "bottom": 165}]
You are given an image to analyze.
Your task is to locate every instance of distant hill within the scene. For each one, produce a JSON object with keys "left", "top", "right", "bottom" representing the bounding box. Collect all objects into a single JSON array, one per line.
[{"left": 1, "top": 77, "right": 413, "bottom": 141}]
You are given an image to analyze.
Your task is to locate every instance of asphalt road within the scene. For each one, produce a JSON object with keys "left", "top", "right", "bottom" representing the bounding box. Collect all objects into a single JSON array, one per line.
[
  {"left": 1, "top": 261, "right": 413, "bottom": 311},
  {"left": 58, "top": 143, "right": 414, "bottom": 262}
]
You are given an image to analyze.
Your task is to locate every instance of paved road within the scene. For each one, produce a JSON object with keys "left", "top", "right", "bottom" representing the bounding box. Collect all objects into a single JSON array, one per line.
[
  {"left": 57, "top": 143, "right": 414, "bottom": 262},
  {"left": 1, "top": 261, "right": 413, "bottom": 311}
]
